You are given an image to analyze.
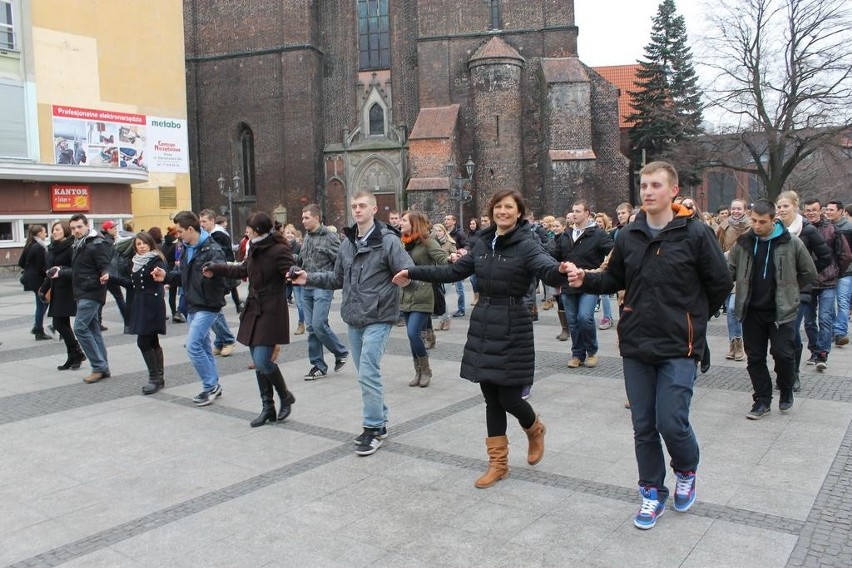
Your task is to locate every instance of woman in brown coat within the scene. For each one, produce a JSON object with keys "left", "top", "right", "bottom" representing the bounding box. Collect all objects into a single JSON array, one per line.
[{"left": 204, "top": 212, "right": 297, "bottom": 427}]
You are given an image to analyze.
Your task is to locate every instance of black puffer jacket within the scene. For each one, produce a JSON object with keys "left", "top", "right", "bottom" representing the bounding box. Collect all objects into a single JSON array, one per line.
[
  {"left": 18, "top": 240, "right": 48, "bottom": 291},
  {"left": 163, "top": 234, "right": 227, "bottom": 314},
  {"left": 57, "top": 233, "right": 113, "bottom": 304},
  {"left": 43, "top": 237, "right": 76, "bottom": 318},
  {"left": 407, "top": 220, "right": 568, "bottom": 387},
  {"left": 580, "top": 206, "right": 732, "bottom": 363}
]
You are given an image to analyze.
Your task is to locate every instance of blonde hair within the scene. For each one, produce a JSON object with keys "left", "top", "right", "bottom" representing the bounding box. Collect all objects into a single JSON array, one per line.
[
  {"left": 432, "top": 223, "right": 455, "bottom": 244},
  {"left": 776, "top": 190, "right": 800, "bottom": 208},
  {"left": 640, "top": 161, "right": 679, "bottom": 187}
]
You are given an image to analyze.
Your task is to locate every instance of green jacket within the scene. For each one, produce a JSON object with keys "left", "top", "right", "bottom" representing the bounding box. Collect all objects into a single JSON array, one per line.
[
  {"left": 400, "top": 237, "right": 448, "bottom": 313},
  {"left": 728, "top": 223, "right": 817, "bottom": 324}
]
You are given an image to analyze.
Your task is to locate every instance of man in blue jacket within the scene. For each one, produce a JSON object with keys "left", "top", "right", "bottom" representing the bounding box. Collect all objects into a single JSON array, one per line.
[
  {"left": 565, "top": 162, "right": 732, "bottom": 530},
  {"left": 152, "top": 211, "right": 228, "bottom": 406}
]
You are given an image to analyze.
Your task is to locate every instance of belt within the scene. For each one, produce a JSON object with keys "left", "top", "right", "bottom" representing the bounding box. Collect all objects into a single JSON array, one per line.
[{"left": 478, "top": 296, "right": 524, "bottom": 305}]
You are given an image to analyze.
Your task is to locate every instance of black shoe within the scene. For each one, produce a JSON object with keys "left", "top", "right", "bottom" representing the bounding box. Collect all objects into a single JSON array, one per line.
[
  {"left": 172, "top": 313, "right": 186, "bottom": 323},
  {"left": 250, "top": 407, "right": 277, "bottom": 427},
  {"left": 304, "top": 366, "right": 327, "bottom": 380},
  {"left": 793, "top": 376, "right": 801, "bottom": 392},
  {"left": 354, "top": 427, "right": 385, "bottom": 456},
  {"left": 746, "top": 401, "right": 771, "bottom": 420},
  {"left": 142, "top": 381, "right": 163, "bottom": 395},
  {"left": 277, "top": 390, "right": 295, "bottom": 422},
  {"left": 451, "top": 310, "right": 465, "bottom": 318},
  {"left": 815, "top": 353, "right": 828, "bottom": 372},
  {"left": 99, "top": 323, "right": 109, "bottom": 332},
  {"left": 779, "top": 390, "right": 794, "bottom": 412},
  {"left": 334, "top": 357, "right": 347, "bottom": 372},
  {"left": 193, "top": 383, "right": 222, "bottom": 406},
  {"left": 354, "top": 426, "right": 388, "bottom": 445},
  {"left": 34, "top": 329, "right": 52, "bottom": 341}
]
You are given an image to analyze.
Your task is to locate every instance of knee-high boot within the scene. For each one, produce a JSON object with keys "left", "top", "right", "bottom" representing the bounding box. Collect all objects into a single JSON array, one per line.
[
  {"left": 417, "top": 355, "right": 432, "bottom": 388},
  {"left": 250, "top": 371, "right": 277, "bottom": 427},
  {"left": 267, "top": 366, "right": 295, "bottom": 422},
  {"left": 556, "top": 311, "right": 569, "bottom": 341},
  {"left": 475, "top": 436, "right": 509, "bottom": 488},
  {"left": 141, "top": 350, "right": 162, "bottom": 395},
  {"left": 155, "top": 346, "right": 165, "bottom": 388}
]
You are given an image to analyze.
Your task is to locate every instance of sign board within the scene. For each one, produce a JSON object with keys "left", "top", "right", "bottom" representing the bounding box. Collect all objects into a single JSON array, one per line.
[{"left": 50, "top": 185, "right": 91, "bottom": 212}]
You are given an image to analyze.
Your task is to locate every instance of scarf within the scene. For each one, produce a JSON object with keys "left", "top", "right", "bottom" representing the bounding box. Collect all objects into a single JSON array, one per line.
[
  {"left": 132, "top": 251, "right": 159, "bottom": 273},
  {"left": 251, "top": 233, "right": 270, "bottom": 245},
  {"left": 728, "top": 214, "right": 748, "bottom": 227},
  {"left": 34, "top": 236, "right": 48, "bottom": 250},
  {"left": 786, "top": 213, "right": 804, "bottom": 237},
  {"left": 73, "top": 229, "right": 99, "bottom": 251}
]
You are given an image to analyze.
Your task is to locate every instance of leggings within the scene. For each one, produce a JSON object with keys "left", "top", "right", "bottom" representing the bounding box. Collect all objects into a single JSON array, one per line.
[
  {"left": 480, "top": 382, "right": 536, "bottom": 437},
  {"left": 52, "top": 316, "right": 77, "bottom": 352},
  {"left": 168, "top": 286, "right": 178, "bottom": 316},
  {"left": 137, "top": 334, "right": 161, "bottom": 352}
]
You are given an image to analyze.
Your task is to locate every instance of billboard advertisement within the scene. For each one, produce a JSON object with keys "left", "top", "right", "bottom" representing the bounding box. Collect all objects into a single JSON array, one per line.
[{"left": 51, "top": 105, "right": 189, "bottom": 173}]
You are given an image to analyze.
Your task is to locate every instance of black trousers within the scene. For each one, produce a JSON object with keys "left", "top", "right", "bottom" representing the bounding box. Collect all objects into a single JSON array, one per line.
[
  {"left": 742, "top": 309, "right": 796, "bottom": 404},
  {"left": 52, "top": 316, "right": 77, "bottom": 353},
  {"left": 137, "top": 334, "right": 160, "bottom": 352},
  {"left": 480, "top": 382, "right": 536, "bottom": 437}
]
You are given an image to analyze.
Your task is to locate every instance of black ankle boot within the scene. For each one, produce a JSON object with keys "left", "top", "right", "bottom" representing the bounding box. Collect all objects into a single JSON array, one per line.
[
  {"left": 57, "top": 356, "right": 75, "bottom": 371},
  {"left": 33, "top": 328, "right": 51, "bottom": 341}
]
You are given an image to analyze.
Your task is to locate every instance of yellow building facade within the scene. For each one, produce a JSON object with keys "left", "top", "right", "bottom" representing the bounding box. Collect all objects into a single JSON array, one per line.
[{"left": 0, "top": 0, "right": 190, "bottom": 265}]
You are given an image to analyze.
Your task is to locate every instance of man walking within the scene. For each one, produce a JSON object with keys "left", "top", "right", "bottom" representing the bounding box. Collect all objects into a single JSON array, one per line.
[
  {"left": 827, "top": 200, "right": 852, "bottom": 346},
  {"left": 717, "top": 199, "right": 751, "bottom": 361},
  {"left": 152, "top": 211, "right": 229, "bottom": 406},
  {"left": 444, "top": 214, "right": 469, "bottom": 317},
  {"left": 290, "top": 191, "right": 413, "bottom": 456},
  {"left": 565, "top": 161, "right": 731, "bottom": 530},
  {"left": 728, "top": 200, "right": 816, "bottom": 419},
  {"left": 298, "top": 204, "right": 349, "bottom": 380},
  {"left": 199, "top": 209, "right": 238, "bottom": 357},
  {"left": 551, "top": 199, "right": 613, "bottom": 368},
  {"left": 54, "top": 214, "right": 114, "bottom": 383},
  {"left": 802, "top": 199, "right": 852, "bottom": 371},
  {"left": 98, "top": 219, "right": 128, "bottom": 331}
]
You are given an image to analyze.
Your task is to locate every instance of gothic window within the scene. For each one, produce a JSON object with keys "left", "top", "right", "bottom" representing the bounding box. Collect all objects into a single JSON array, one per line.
[
  {"left": 0, "top": 1, "right": 15, "bottom": 51},
  {"left": 369, "top": 103, "right": 384, "bottom": 136},
  {"left": 239, "top": 124, "right": 256, "bottom": 197},
  {"left": 358, "top": 0, "right": 389, "bottom": 70},
  {"left": 489, "top": 0, "right": 502, "bottom": 30}
]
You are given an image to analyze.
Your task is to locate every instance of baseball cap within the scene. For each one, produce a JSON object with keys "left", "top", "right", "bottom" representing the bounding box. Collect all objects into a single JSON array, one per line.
[{"left": 102, "top": 220, "right": 116, "bottom": 230}]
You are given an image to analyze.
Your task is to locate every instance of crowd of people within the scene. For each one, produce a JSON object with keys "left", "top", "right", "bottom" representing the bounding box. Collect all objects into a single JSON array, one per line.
[{"left": 15, "top": 160, "right": 852, "bottom": 531}]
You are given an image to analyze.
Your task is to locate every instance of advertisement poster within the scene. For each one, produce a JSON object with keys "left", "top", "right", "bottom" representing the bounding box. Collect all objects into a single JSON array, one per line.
[
  {"left": 51, "top": 105, "right": 189, "bottom": 173},
  {"left": 50, "top": 184, "right": 90, "bottom": 212}
]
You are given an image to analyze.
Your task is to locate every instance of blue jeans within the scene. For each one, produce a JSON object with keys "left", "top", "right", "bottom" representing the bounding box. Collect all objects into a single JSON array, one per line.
[
  {"left": 803, "top": 288, "right": 836, "bottom": 355},
  {"left": 186, "top": 310, "right": 220, "bottom": 391},
  {"left": 294, "top": 285, "right": 305, "bottom": 323},
  {"left": 74, "top": 299, "right": 109, "bottom": 372},
  {"left": 33, "top": 292, "right": 47, "bottom": 330},
  {"left": 303, "top": 287, "right": 348, "bottom": 373},
  {"left": 562, "top": 292, "right": 599, "bottom": 359},
  {"left": 623, "top": 357, "right": 699, "bottom": 502},
  {"left": 726, "top": 293, "right": 742, "bottom": 340},
  {"left": 403, "top": 311, "right": 430, "bottom": 358},
  {"left": 347, "top": 323, "right": 392, "bottom": 429},
  {"left": 250, "top": 344, "right": 279, "bottom": 374},
  {"left": 211, "top": 312, "right": 235, "bottom": 349},
  {"left": 454, "top": 280, "right": 466, "bottom": 312},
  {"left": 600, "top": 295, "right": 612, "bottom": 320},
  {"left": 834, "top": 276, "right": 852, "bottom": 339}
]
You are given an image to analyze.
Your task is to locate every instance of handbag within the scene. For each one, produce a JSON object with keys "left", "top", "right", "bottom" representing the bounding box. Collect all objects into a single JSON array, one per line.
[{"left": 432, "top": 282, "right": 446, "bottom": 316}]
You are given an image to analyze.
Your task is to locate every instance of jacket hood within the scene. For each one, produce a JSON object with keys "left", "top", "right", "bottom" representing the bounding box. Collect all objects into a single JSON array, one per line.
[{"left": 343, "top": 219, "right": 392, "bottom": 245}]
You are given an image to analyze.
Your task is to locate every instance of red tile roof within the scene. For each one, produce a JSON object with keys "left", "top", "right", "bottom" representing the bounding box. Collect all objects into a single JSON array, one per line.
[
  {"left": 469, "top": 36, "right": 524, "bottom": 64},
  {"left": 592, "top": 64, "right": 641, "bottom": 128},
  {"left": 409, "top": 104, "right": 460, "bottom": 140}
]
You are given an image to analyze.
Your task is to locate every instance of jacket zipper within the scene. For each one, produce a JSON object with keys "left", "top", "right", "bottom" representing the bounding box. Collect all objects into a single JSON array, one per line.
[{"left": 686, "top": 312, "right": 694, "bottom": 357}]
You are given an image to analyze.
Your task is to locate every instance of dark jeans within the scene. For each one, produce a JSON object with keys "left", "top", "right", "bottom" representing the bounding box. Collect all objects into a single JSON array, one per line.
[
  {"left": 168, "top": 285, "right": 178, "bottom": 316},
  {"left": 33, "top": 292, "right": 47, "bottom": 330},
  {"left": 480, "top": 382, "right": 536, "bottom": 437},
  {"left": 742, "top": 309, "right": 796, "bottom": 404},
  {"left": 623, "top": 357, "right": 699, "bottom": 502}
]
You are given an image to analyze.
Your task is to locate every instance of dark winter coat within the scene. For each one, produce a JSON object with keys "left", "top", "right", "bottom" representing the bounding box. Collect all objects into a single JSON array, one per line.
[
  {"left": 449, "top": 225, "right": 469, "bottom": 250},
  {"left": 209, "top": 231, "right": 294, "bottom": 346},
  {"left": 18, "top": 240, "right": 48, "bottom": 292},
  {"left": 810, "top": 219, "right": 852, "bottom": 289},
  {"left": 792, "top": 219, "right": 832, "bottom": 297},
  {"left": 209, "top": 227, "right": 235, "bottom": 262},
  {"left": 579, "top": 205, "right": 732, "bottom": 363},
  {"left": 407, "top": 220, "right": 569, "bottom": 387},
  {"left": 549, "top": 223, "right": 614, "bottom": 296},
  {"left": 117, "top": 256, "right": 167, "bottom": 336},
  {"left": 162, "top": 233, "right": 227, "bottom": 314},
  {"left": 43, "top": 237, "right": 76, "bottom": 318},
  {"left": 57, "top": 232, "right": 112, "bottom": 304}
]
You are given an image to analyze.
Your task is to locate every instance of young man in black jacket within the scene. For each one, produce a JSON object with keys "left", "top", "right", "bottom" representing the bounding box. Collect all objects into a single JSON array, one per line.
[
  {"left": 566, "top": 162, "right": 732, "bottom": 530},
  {"left": 152, "top": 211, "right": 229, "bottom": 406},
  {"left": 199, "top": 210, "right": 238, "bottom": 356},
  {"left": 444, "top": 214, "right": 469, "bottom": 317}
]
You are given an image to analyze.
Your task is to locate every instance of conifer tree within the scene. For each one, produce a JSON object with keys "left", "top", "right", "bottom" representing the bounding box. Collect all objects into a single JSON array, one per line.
[{"left": 628, "top": 0, "right": 704, "bottom": 186}]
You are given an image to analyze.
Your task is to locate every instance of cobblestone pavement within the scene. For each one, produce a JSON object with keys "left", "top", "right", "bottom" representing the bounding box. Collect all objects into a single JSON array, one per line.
[{"left": 1, "top": 276, "right": 851, "bottom": 567}]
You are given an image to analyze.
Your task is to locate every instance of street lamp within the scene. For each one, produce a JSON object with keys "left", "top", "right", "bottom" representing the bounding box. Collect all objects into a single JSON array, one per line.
[
  {"left": 445, "top": 156, "right": 475, "bottom": 225},
  {"left": 217, "top": 170, "right": 241, "bottom": 237}
]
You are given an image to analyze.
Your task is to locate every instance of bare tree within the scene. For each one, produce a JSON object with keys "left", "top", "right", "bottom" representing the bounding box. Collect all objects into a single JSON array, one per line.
[{"left": 701, "top": 0, "right": 852, "bottom": 200}]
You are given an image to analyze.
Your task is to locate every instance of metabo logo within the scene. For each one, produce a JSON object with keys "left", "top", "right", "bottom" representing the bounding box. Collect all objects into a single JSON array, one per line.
[{"left": 150, "top": 119, "right": 182, "bottom": 128}]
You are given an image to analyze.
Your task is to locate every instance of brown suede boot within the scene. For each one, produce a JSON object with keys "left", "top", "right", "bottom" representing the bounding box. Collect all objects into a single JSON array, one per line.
[
  {"left": 524, "top": 416, "right": 546, "bottom": 465},
  {"left": 408, "top": 358, "right": 421, "bottom": 387},
  {"left": 417, "top": 355, "right": 432, "bottom": 387},
  {"left": 475, "top": 436, "right": 509, "bottom": 488},
  {"left": 425, "top": 328, "right": 436, "bottom": 349}
]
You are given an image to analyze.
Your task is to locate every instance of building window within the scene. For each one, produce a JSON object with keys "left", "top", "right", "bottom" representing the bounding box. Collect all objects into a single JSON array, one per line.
[
  {"left": 358, "top": 0, "right": 389, "bottom": 70},
  {"left": 0, "top": 1, "right": 15, "bottom": 51},
  {"left": 239, "top": 124, "right": 256, "bottom": 197},
  {"left": 369, "top": 103, "right": 384, "bottom": 136},
  {"left": 0, "top": 221, "right": 13, "bottom": 241},
  {"left": 489, "top": 0, "right": 502, "bottom": 30}
]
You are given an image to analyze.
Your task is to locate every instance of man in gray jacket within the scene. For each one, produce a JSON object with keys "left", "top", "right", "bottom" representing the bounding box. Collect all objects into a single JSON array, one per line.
[
  {"left": 290, "top": 191, "right": 413, "bottom": 456},
  {"left": 298, "top": 203, "right": 349, "bottom": 379}
]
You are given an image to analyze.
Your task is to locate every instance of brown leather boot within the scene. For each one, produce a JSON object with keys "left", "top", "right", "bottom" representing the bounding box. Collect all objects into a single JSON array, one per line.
[
  {"left": 524, "top": 416, "right": 546, "bottom": 465},
  {"left": 417, "top": 355, "right": 432, "bottom": 387},
  {"left": 475, "top": 436, "right": 509, "bottom": 488},
  {"left": 408, "top": 358, "right": 421, "bottom": 387},
  {"left": 556, "top": 310, "right": 569, "bottom": 341}
]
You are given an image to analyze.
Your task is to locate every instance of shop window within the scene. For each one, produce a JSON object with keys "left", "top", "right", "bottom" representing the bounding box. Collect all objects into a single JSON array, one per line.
[
  {"left": 0, "top": 1, "right": 15, "bottom": 51},
  {"left": 358, "top": 0, "right": 389, "bottom": 70}
]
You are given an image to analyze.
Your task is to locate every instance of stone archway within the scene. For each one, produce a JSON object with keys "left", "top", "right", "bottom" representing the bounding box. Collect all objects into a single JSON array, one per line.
[{"left": 325, "top": 179, "right": 346, "bottom": 231}]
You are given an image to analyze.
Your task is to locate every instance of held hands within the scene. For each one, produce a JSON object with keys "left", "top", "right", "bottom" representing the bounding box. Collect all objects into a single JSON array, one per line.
[
  {"left": 286, "top": 266, "right": 308, "bottom": 286},
  {"left": 151, "top": 266, "right": 166, "bottom": 282},
  {"left": 392, "top": 269, "right": 411, "bottom": 287},
  {"left": 201, "top": 262, "right": 214, "bottom": 279},
  {"left": 99, "top": 272, "right": 110, "bottom": 285},
  {"left": 47, "top": 266, "right": 60, "bottom": 279},
  {"left": 562, "top": 262, "right": 585, "bottom": 287}
]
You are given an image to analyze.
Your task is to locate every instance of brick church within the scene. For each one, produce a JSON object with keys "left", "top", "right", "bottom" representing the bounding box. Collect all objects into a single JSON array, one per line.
[{"left": 184, "top": 0, "right": 628, "bottom": 230}]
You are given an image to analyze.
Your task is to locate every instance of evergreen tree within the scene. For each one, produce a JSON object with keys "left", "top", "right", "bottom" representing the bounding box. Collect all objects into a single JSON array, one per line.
[{"left": 628, "top": 0, "right": 704, "bottom": 187}]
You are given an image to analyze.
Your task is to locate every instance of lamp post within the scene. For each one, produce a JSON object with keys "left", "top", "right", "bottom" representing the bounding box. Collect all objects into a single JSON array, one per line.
[
  {"left": 445, "top": 156, "right": 475, "bottom": 225},
  {"left": 217, "top": 170, "right": 241, "bottom": 237}
]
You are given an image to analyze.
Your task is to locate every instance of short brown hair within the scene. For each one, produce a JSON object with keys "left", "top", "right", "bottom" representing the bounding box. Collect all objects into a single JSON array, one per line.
[
  {"left": 302, "top": 203, "right": 322, "bottom": 219},
  {"left": 640, "top": 161, "right": 679, "bottom": 187},
  {"left": 487, "top": 189, "right": 527, "bottom": 222},
  {"left": 352, "top": 191, "right": 376, "bottom": 206}
]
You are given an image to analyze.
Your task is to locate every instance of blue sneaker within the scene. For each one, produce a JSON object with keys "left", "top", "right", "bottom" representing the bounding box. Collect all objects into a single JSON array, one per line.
[
  {"left": 634, "top": 486, "right": 665, "bottom": 529},
  {"left": 673, "top": 471, "right": 696, "bottom": 512}
]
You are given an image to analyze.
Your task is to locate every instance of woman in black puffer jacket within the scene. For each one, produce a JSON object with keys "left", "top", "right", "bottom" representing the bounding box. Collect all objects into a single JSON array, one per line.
[
  {"left": 394, "top": 189, "right": 569, "bottom": 489},
  {"left": 19, "top": 225, "right": 51, "bottom": 340},
  {"left": 40, "top": 221, "right": 85, "bottom": 369}
]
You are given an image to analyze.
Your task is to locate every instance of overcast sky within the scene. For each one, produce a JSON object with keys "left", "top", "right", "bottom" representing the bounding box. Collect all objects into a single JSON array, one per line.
[{"left": 576, "top": 0, "right": 707, "bottom": 67}]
